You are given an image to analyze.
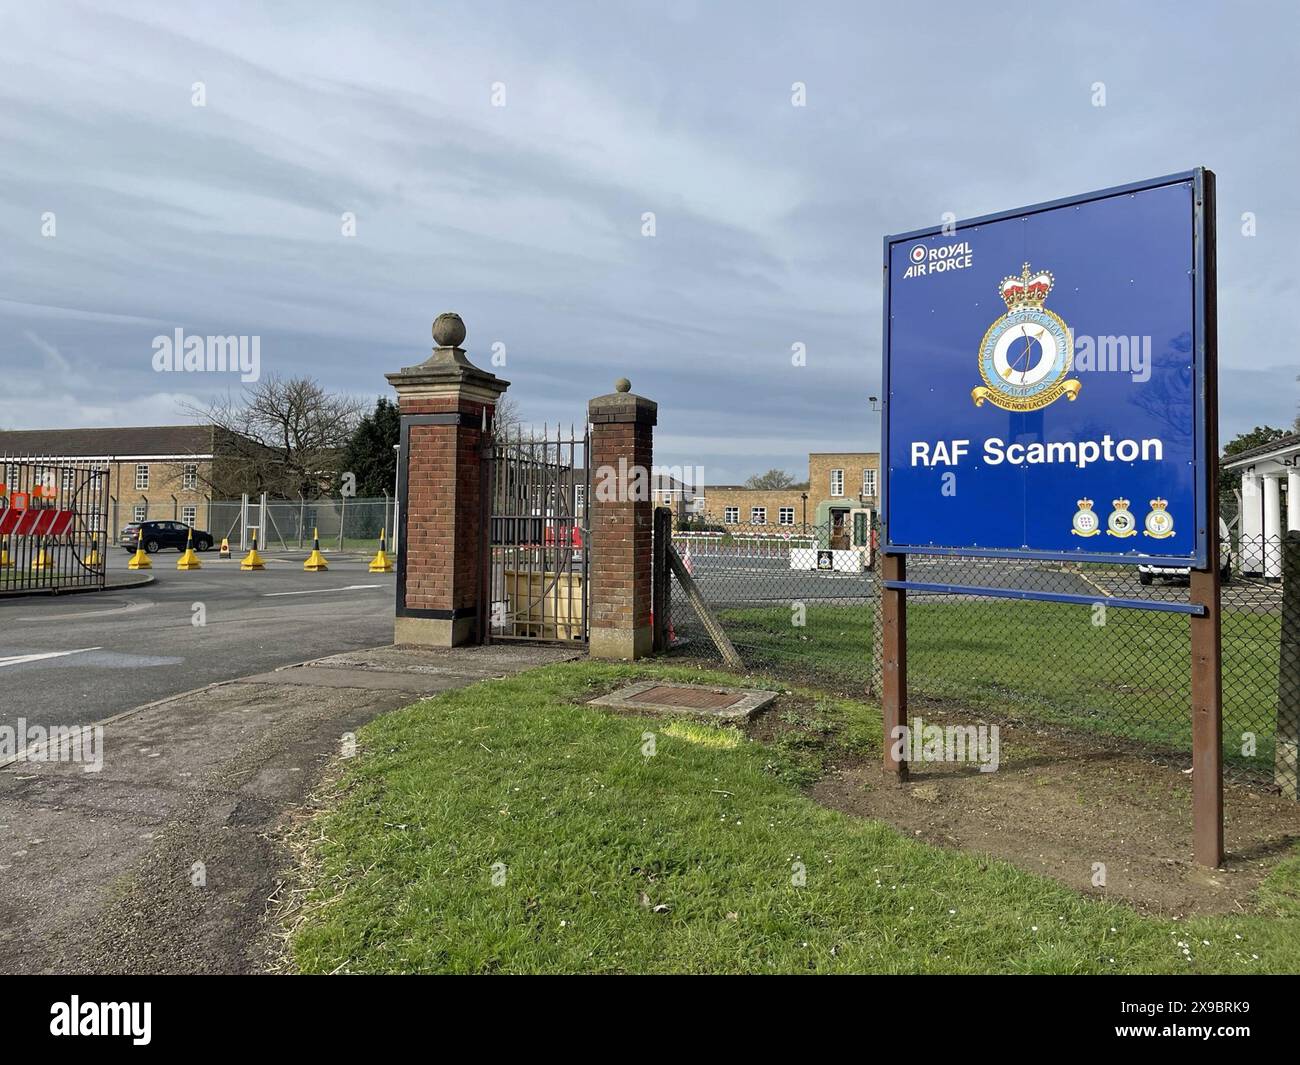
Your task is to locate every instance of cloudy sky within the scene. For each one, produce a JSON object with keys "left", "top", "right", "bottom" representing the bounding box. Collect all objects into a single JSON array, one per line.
[{"left": 1, "top": 0, "right": 1296, "bottom": 484}]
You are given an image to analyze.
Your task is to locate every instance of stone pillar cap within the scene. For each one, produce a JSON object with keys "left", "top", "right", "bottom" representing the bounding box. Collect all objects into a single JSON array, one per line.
[
  {"left": 386, "top": 312, "right": 510, "bottom": 396},
  {"left": 589, "top": 379, "right": 657, "bottom": 425}
]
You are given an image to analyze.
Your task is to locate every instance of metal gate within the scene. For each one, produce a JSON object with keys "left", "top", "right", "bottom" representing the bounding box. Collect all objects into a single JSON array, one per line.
[
  {"left": 1, "top": 456, "right": 110, "bottom": 593},
  {"left": 484, "top": 424, "right": 589, "bottom": 642}
]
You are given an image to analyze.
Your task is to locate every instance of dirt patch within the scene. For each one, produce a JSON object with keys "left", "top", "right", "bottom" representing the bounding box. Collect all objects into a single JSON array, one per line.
[
  {"left": 801, "top": 702, "right": 1299, "bottom": 917},
  {"left": 650, "top": 656, "right": 1299, "bottom": 916},
  {"left": 585, "top": 658, "right": 1300, "bottom": 914}
]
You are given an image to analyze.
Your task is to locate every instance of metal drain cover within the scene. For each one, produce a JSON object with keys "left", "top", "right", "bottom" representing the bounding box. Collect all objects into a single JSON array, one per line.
[{"left": 587, "top": 680, "right": 776, "bottom": 721}]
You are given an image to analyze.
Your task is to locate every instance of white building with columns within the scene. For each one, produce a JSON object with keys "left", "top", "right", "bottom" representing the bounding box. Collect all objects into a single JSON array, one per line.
[{"left": 1222, "top": 431, "right": 1299, "bottom": 580}]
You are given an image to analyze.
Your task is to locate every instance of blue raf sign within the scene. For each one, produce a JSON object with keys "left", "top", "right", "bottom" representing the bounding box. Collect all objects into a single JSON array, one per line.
[{"left": 882, "top": 170, "right": 1213, "bottom": 566}]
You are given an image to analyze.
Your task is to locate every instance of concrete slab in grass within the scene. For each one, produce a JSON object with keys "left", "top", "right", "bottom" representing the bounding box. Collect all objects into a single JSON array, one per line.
[{"left": 587, "top": 680, "right": 777, "bottom": 721}]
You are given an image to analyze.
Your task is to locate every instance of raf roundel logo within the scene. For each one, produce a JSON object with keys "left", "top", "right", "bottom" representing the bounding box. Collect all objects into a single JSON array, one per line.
[
  {"left": 971, "top": 262, "right": 1081, "bottom": 412},
  {"left": 910, "top": 244, "right": 927, "bottom": 264}
]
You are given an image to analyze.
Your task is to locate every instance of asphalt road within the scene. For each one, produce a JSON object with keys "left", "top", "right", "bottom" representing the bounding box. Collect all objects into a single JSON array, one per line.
[{"left": 0, "top": 549, "right": 395, "bottom": 734}]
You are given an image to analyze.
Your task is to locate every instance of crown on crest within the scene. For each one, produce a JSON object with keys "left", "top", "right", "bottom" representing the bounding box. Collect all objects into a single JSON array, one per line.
[
  {"left": 1112, "top": 498, "right": 1130, "bottom": 511},
  {"left": 1076, "top": 498, "right": 1094, "bottom": 511},
  {"left": 1000, "top": 262, "right": 1054, "bottom": 309},
  {"left": 1149, "top": 498, "right": 1168, "bottom": 511}
]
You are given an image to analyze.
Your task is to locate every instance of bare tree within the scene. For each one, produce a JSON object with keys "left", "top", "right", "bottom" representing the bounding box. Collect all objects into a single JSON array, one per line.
[
  {"left": 745, "top": 468, "right": 799, "bottom": 489},
  {"left": 493, "top": 394, "right": 523, "bottom": 437},
  {"left": 184, "top": 375, "right": 365, "bottom": 499}
]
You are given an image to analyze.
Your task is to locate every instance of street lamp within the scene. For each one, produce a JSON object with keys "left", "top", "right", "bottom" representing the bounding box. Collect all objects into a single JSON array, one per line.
[{"left": 801, "top": 491, "right": 808, "bottom": 534}]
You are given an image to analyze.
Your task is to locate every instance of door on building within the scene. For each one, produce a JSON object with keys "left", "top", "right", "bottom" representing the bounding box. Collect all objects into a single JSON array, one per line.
[{"left": 830, "top": 508, "right": 850, "bottom": 550}]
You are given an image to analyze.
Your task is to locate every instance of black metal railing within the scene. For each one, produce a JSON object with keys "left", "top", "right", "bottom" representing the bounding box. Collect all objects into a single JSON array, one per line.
[
  {"left": 485, "top": 425, "right": 589, "bottom": 642},
  {"left": 1, "top": 456, "right": 110, "bottom": 594}
]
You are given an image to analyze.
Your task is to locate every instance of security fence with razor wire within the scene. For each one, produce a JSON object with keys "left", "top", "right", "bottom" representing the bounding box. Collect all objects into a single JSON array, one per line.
[{"left": 663, "top": 515, "right": 1298, "bottom": 794}]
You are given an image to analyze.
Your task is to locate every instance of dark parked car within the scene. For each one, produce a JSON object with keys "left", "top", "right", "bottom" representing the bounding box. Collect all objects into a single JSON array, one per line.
[{"left": 120, "top": 520, "right": 213, "bottom": 553}]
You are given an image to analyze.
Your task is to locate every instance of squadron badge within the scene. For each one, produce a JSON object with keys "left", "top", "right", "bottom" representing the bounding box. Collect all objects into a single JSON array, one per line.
[
  {"left": 1106, "top": 498, "right": 1137, "bottom": 538},
  {"left": 1143, "top": 498, "right": 1175, "bottom": 539},
  {"left": 972, "top": 262, "right": 1080, "bottom": 412},
  {"left": 1071, "top": 498, "right": 1100, "bottom": 537}
]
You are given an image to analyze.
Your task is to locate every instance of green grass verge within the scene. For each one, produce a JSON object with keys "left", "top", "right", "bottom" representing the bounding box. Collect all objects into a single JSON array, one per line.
[
  {"left": 289, "top": 660, "right": 1300, "bottom": 975},
  {"left": 714, "top": 601, "right": 1280, "bottom": 770}
]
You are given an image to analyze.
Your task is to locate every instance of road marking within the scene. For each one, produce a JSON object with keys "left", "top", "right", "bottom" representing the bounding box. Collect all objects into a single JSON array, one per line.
[
  {"left": 16, "top": 600, "right": 153, "bottom": 622},
  {"left": 0, "top": 647, "right": 102, "bottom": 668},
  {"left": 262, "top": 585, "right": 384, "bottom": 598}
]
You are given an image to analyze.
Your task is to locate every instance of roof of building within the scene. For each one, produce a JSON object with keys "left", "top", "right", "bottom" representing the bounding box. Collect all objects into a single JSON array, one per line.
[
  {"left": 1221, "top": 431, "right": 1300, "bottom": 470},
  {"left": 704, "top": 484, "right": 811, "bottom": 493},
  {"left": 0, "top": 425, "right": 218, "bottom": 459}
]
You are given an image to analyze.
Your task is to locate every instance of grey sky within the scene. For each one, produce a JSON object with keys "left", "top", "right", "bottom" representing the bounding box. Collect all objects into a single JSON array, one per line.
[{"left": 1, "top": 0, "right": 1296, "bottom": 484}]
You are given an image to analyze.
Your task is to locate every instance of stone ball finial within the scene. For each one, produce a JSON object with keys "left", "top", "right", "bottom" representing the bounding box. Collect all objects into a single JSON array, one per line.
[
  {"left": 432, "top": 312, "right": 466, "bottom": 348},
  {"left": 614, "top": 377, "right": 631, "bottom": 393}
]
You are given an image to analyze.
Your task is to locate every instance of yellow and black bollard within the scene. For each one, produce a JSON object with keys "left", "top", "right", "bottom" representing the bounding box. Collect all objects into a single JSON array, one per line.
[
  {"left": 127, "top": 527, "right": 152, "bottom": 570},
  {"left": 30, "top": 537, "right": 54, "bottom": 571},
  {"left": 177, "top": 527, "right": 202, "bottom": 570},
  {"left": 240, "top": 533, "right": 266, "bottom": 571},
  {"left": 303, "top": 527, "right": 329, "bottom": 571},
  {"left": 368, "top": 527, "right": 394, "bottom": 573},
  {"left": 0, "top": 538, "right": 12, "bottom": 569},
  {"left": 85, "top": 532, "right": 103, "bottom": 568}
]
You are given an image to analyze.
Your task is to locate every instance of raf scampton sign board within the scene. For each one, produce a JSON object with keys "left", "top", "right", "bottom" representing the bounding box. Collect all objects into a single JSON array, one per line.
[{"left": 882, "top": 169, "right": 1212, "bottom": 567}]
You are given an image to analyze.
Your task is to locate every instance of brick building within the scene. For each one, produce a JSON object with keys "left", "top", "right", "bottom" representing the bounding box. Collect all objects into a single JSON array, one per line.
[
  {"left": 699, "top": 451, "right": 879, "bottom": 548},
  {"left": 0, "top": 425, "right": 238, "bottom": 533}
]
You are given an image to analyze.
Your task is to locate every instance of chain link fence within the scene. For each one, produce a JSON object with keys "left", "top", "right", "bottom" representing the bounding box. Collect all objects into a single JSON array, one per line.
[
  {"left": 206, "top": 496, "right": 396, "bottom": 551},
  {"left": 666, "top": 521, "right": 1295, "bottom": 791}
]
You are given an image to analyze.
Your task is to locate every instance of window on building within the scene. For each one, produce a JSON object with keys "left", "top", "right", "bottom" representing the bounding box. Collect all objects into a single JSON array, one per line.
[
  {"left": 863, "top": 468, "right": 877, "bottom": 497},
  {"left": 62, "top": 468, "right": 76, "bottom": 492},
  {"left": 135, "top": 464, "right": 150, "bottom": 490},
  {"left": 574, "top": 484, "right": 586, "bottom": 515},
  {"left": 830, "top": 469, "right": 844, "bottom": 497},
  {"left": 4, "top": 464, "right": 16, "bottom": 490},
  {"left": 133, "top": 504, "right": 147, "bottom": 522},
  {"left": 724, "top": 506, "right": 739, "bottom": 524},
  {"left": 751, "top": 506, "right": 767, "bottom": 525},
  {"left": 183, "top": 463, "right": 199, "bottom": 490},
  {"left": 779, "top": 507, "right": 795, "bottom": 525},
  {"left": 87, "top": 511, "right": 101, "bottom": 533},
  {"left": 662, "top": 492, "right": 673, "bottom": 506},
  {"left": 182, "top": 505, "right": 197, "bottom": 527}
]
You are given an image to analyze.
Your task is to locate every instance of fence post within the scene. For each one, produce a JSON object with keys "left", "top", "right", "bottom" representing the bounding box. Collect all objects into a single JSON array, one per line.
[
  {"left": 652, "top": 506, "right": 670, "bottom": 652},
  {"left": 588, "top": 378, "right": 656, "bottom": 660},
  {"left": 1277, "top": 530, "right": 1300, "bottom": 799},
  {"left": 386, "top": 312, "right": 508, "bottom": 646},
  {"left": 881, "top": 552, "right": 908, "bottom": 781}
]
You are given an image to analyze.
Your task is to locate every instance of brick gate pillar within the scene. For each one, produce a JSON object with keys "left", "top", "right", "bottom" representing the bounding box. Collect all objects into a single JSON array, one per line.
[
  {"left": 587, "top": 378, "right": 656, "bottom": 659},
  {"left": 387, "top": 312, "right": 508, "bottom": 647}
]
